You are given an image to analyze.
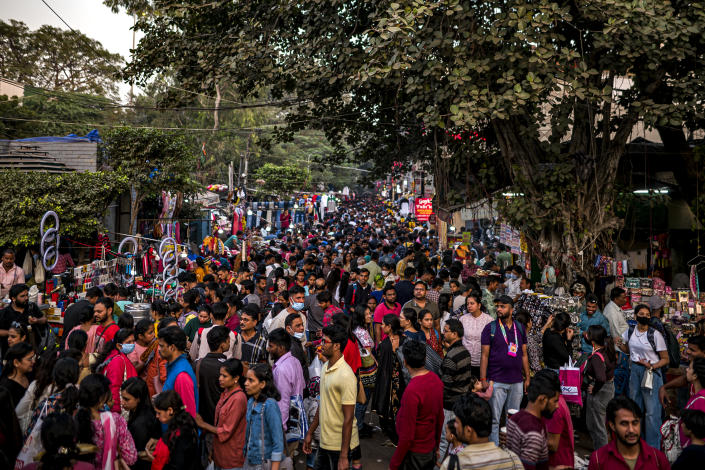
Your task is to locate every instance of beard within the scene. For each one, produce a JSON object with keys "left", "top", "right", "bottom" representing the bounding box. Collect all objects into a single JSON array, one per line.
[
  {"left": 15, "top": 300, "right": 28, "bottom": 309},
  {"left": 541, "top": 407, "right": 556, "bottom": 419}
]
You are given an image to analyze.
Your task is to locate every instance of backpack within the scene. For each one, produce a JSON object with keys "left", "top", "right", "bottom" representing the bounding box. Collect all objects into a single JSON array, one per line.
[
  {"left": 627, "top": 324, "right": 678, "bottom": 371},
  {"left": 650, "top": 318, "right": 681, "bottom": 369},
  {"left": 489, "top": 320, "right": 525, "bottom": 342}
]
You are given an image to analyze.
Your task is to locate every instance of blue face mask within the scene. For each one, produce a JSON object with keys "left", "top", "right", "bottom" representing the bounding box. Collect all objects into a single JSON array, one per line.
[
  {"left": 121, "top": 343, "right": 136, "bottom": 355},
  {"left": 292, "top": 302, "right": 305, "bottom": 311}
]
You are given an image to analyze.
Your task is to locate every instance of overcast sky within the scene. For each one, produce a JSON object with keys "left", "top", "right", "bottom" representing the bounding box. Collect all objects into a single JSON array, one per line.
[{"left": 2, "top": 0, "right": 141, "bottom": 101}]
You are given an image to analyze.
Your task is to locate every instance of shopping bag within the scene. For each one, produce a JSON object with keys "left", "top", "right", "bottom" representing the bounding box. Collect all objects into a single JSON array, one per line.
[
  {"left": 641, "top": 368, "right": 654, "bottom": 390},
  {"left": 308, "top": 356, "right": 323, "bottom": 379},
  {"left": 660, "top": 415, "right": 682, "bottom": 463},
  {"left": 15, "top": 401, "right": 48, "bottom": 469},
  {"left": 559, "top": 358, "right": 583, "bottom": 406}
]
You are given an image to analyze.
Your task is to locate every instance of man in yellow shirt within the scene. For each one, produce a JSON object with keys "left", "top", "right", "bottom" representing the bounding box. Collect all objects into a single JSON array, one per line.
[{"left": 303, "top": 324, "right": 361, "bottom": 470}]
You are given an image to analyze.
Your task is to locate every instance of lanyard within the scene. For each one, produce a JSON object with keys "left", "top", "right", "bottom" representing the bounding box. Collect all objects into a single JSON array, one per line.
[{"left": 498, "top": 320, "right": 517, "bottom": 346}]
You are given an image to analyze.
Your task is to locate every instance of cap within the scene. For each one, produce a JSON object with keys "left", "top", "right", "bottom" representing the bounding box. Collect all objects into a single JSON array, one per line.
[
  {"left": 494, "top": 294, "right": 514, "bottom": 306},
  {"left": 649, "top": 296, "right": 666, "bottom": 311}
]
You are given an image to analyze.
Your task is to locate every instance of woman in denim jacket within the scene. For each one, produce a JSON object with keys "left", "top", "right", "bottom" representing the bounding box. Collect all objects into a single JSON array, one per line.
[{"left": 244, "top": 364, "right": 285, "bottom": 470}]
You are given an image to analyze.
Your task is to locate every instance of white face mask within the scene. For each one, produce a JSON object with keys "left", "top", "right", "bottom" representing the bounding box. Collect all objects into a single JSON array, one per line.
[
  {"left": 293, "top": 331, "right": 305, "bottom": 340},
  {"left": 382, "top": 270, "right": 389, "bottom": 276}
]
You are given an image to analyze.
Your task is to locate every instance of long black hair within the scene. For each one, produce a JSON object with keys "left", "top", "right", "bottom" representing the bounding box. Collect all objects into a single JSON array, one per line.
[
  {"left": 383, "top": 314, "right": 404, "bottom": 336},
  {"left": 221, "top": 358, "right": 246, "bottom": 389},
  {"left": 39, "top": 412, "right": 82, "bottom": 470},
  {"left": 92, "top": 328, "right": 134, "bottom": 373},
  {"left": 75, "top": 374, "right": 111, "bottom": 444},
  {"left": 30, "top": 345, "right": 62, "bottom": 409},
  {"left": 0, "top": 341, "right": 33, "bottom": 380},
  {"left": 120, "top": 376, "right": 154, "bottom": 424},
  {"left": 351, "top": 303, "right": 369, "bottom": 331},
  {"left": 49, "top": 357, "right": 80, "bottom": 413},
  {"left": 587, "top": 324, "right": 617, "bottom": 363},
  {"left": 401, "top": 307, "right": 421, "bottom": 331},
  {"left": 152, "top": 390, "right": 198, "bottom": 451},
  {"left": 0, "top": 387, "right": 22, "bottom": 461},
  {"left": 249, "top": 363, "right": 281, "bottom": 402}
]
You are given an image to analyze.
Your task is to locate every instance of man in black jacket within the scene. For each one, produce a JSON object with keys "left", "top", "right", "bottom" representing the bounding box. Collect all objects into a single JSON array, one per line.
[{"left": 196, "top": 325, "right": 230, "bottom": 425}]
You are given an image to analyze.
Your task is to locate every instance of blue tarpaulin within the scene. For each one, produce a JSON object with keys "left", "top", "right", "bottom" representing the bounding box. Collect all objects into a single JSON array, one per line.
[{"left": 12, "top": 129, "right": 102, "bottom": 143}]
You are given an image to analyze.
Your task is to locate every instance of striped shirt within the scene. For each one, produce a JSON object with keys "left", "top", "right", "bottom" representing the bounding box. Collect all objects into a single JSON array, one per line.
[
  {"left": 440, "top": 442, "right": 523, "bottom": 470},
  {"left": 441, "top": 341, "right": 473, "bottom": 410},
  {"left": 506, "top": 410, "right": 549, "bottom": 470}
]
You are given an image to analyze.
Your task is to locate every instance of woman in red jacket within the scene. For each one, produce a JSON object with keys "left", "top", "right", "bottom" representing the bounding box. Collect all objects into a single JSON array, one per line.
[{"left": 94, "top": 328, "right": 138, "bottom": 413}]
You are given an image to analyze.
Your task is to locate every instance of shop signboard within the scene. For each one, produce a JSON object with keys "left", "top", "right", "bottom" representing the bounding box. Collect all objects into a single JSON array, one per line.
[
  {"left": 461, "top": 231, "right": 472, "bottom": 246},
  {"left": 414, "top": 197, "right": 434, "bottom": 222}
]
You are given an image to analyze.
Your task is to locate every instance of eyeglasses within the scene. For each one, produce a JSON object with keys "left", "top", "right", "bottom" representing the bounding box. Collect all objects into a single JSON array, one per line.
[{"left": 322, "top": 339, "right": 333, "bottom": 344}]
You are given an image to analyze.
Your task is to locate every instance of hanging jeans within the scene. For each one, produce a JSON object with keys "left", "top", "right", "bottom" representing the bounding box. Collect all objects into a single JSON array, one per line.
[
  {"left": 628, "top": 363, "right": 664, "bottom": 449},
  {"left": 489, "top": 381, "right": 523, "bottom": 446},
  {"left": 586, "top": 380, "right": 615, "bottom": 449}
]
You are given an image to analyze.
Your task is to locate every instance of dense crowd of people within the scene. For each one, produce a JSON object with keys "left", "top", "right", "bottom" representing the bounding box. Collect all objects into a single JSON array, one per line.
[{"left": 1, "top": 196, "right": 705, "bottom": 470}]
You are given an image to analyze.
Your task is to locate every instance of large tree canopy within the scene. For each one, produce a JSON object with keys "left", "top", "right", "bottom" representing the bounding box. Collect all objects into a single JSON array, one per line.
[
  {"left": 101, "top": 127, "right": 201, "bottom": 233},
  {"left": 0, "top": 19, "right": 123, "bottom": 98},
  {"left": 112, "top": 0, "right": 705, "bottom": 278}
]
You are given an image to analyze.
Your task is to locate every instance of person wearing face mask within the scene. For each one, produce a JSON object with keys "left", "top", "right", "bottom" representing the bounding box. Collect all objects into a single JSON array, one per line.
[
  {"left": 618, "top": 304, "right": 669, "bottom": 449},
  {"left": 505, "top": 370, "right": 561, "bottom": 470},
  {"left": 267, "top": 286, "right": 308, "bottom": 344},
  {"left": 267, "top": 328, "right": 306, "bottom": 445},
  {"left": 501, "top": 266, "right": 522, "bottom": 299},
  {"left": 93, "top": 328, "right": 138, "bottom": 413},
  {"left": 285, "top": 313, "right": 310, "bottom": 384}
]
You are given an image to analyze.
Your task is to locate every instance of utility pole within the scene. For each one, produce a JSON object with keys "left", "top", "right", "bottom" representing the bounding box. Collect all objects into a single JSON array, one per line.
[
  {"left": 242, "top": 134, "right": 250, "bottom": 190},
  {"left": 130, "top": 14, "right": 135, "bottom": 105}
]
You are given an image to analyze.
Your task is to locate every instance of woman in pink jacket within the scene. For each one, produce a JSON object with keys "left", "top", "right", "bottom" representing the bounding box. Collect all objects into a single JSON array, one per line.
[{"left": 94, "top": 328, "right": 137, "bottom": 413}]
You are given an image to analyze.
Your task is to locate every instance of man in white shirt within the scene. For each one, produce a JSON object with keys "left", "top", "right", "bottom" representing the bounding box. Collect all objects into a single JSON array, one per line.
[
  {"left": 604, "top": 287, "right": 629, "bottom": 341},
  {"left": 502, "top": 266, "right": 522, "bottom": 299}
]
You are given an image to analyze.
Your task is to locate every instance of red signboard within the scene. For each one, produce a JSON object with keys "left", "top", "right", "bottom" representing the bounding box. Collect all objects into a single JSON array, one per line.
[{"left": 414, "top": 198, "right": 434, "bottom": 222}]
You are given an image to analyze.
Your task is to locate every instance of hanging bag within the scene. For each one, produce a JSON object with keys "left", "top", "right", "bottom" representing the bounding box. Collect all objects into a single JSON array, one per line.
[
  {"left": 559, "top": 357, "right": 583, "bottom": 406},
  {"left": 15, "top": 401, "right": 48, "bottom": 469}
]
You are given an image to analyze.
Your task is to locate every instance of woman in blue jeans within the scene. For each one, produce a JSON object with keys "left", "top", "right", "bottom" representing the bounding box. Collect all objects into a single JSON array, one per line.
[{"left": 618, "top": 304, "right": 669, "bottom": 449}]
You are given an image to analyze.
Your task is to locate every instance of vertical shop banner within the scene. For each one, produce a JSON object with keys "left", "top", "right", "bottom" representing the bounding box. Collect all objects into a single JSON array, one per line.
[{"left": 414, "top": 198, "right": 434, "bottom": 221}]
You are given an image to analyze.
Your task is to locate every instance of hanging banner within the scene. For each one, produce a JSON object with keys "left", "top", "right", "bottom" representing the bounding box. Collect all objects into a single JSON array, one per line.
[{"left": 414, "top": 197, "right": 434, "bottom": 222}]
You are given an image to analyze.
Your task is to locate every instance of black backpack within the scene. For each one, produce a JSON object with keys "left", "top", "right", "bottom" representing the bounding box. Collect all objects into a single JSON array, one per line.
[{"left": 628, "top": 323, "right": 680, "bottom": 370}]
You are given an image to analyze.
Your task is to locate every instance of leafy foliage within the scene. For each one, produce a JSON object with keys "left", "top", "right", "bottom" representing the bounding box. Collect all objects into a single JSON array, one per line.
[
  {"left": 252, "top": 163, "right": 308, "bottom": 197},
  {"left": 0, "top": 170, "right": 128, "bottom": 246},
  {"left": 113, "top": 0, "right": 705, "bottom": 279},
  {"left": 0, "top": 87, "right": 117, "bottom": 139},
  {"left": 101, "top": 127, "right": 201, "bottom": 232},
  {"left": 0, "top": 19, "right": 123, "bottom": 99}
]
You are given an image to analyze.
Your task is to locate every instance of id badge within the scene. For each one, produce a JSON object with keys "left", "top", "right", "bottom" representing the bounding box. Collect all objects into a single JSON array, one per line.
[{"left": 508, "top": 342, "right": 518, "bottom": 357}]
